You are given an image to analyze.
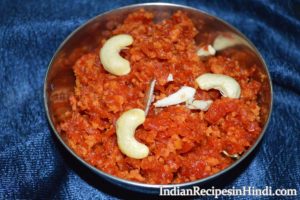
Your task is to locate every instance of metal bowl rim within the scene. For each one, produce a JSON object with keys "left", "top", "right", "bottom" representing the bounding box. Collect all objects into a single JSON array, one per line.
[{"left": 43, "top": 2, "right": 273, "bottom": 190}]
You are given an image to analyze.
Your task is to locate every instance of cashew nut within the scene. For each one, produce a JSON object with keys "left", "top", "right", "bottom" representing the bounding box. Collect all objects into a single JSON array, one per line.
[
  {"left": 116, "top": 108, "right": 149, "bottom": 159},
  {"left": 196, "top": 73, "right": 241, "bottom": 98},
  {"left": 154, "top": 86, "right": 196, "bottom": 107},
  {"left": 213, "top": 33, "right": 251, "bottom": 51},
  {"left": 197, "top": 45, "right": 216, "bottom": 57},
  {"left": 186, "top": 99, "right": 213, "bottom": 111},
  {"left": 100, "top": 34, "right": 133, "bottom": 76}
]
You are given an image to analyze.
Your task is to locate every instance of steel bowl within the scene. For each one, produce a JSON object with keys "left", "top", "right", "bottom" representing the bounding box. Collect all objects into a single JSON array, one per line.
[{"left": 44, "top": 2, "right": 273, "bottom": 193}]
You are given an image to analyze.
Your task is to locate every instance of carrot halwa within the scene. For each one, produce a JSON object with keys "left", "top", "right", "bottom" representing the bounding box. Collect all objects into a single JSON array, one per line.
[{"left": 59, "top": 10, "right": 264, "bottom": 184}]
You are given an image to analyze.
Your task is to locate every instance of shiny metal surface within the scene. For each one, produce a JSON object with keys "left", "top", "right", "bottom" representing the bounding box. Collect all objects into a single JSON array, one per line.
[{"left": 44, "top": 2, "right": 273, "bottom": 193}]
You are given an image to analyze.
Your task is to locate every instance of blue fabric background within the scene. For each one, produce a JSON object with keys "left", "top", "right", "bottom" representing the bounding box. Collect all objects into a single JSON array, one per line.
[{"left": 0, "top": 0, "right": 299, "bottom": 199}]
